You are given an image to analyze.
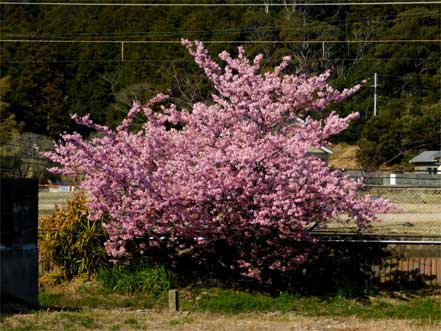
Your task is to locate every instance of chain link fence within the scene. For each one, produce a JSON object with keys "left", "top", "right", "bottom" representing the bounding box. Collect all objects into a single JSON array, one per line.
[
  {"left": 362, "top": 185, "right": 441, "bottom": 204},
  {"left": 38, "top": 185, "right": 76, "bottom": 219},
  {"left": 318, "top": 186, "right": 441, "bottom": 236},
  {"left": 38, "top": 184, "right": 440, "bottom": 236}
]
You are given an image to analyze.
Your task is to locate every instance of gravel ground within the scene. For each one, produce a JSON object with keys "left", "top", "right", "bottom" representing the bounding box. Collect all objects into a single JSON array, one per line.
[
  {"left": 323, "top": 203, "right": 441, "bottom": 235},
  {"left": 1, "top": 310, "right": 440, "bottom": 331}
]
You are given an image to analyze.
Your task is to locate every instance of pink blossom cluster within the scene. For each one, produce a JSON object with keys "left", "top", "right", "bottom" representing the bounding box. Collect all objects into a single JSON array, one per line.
[{"left": 45, "top": 40, "right": 393, "bottom": 280}]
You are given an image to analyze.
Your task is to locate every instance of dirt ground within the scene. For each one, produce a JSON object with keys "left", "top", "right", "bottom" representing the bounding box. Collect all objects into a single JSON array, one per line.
[
  {"left": 324, "top": 203, "right": 441, "bottom": 235},
  {"left": 368, "top": 202, "right": 440, "bottom": 235},
  {"left": 2, "top": 310, "right": 440, "bottom": 331}
]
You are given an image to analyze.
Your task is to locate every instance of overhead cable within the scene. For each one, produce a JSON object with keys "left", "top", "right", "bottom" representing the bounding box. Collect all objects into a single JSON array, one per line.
[
  {"left": 3, "top": 12, "right": 440, "bottom": 39},
  {"left": 2, "top": 39, "right": 441, "bottom": 44},
  {"left": 2, "top": 1, "right": 441, "bottom": 7}
]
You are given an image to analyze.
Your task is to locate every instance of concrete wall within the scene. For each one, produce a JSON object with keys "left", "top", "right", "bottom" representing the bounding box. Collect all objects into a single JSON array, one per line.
[{"left": 0, "top": 178, "right": 38, "bottom": 308}]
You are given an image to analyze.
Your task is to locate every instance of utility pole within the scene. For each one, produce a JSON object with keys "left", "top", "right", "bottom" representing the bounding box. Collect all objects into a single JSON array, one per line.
[{"left": 373, "top": 72, "right": 378, "bottom": 116}]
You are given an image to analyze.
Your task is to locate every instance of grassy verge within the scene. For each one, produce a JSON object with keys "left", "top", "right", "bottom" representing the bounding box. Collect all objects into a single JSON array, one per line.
[
  {"left": 182, "top": 288, "right": 441, "bottom": 320},
  {"left": 38, "top": 275, "right": 167, "bottom": 310},
  {"left": 35, "top": 276, "right": 441, "bottom": 322},
  {"left": 1, "top": 276, "right": 440, "bottom": 331}
]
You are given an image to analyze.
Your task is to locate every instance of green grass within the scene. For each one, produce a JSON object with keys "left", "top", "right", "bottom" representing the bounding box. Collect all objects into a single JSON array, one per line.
[
  {"left": 37, "top": 264, "right": 172, "bottom": 310},
  {"left": 182, "top": 288, "right": 441, "bottom": 321},
  {"left": 37, "top": 276, "right": 440, "bottom": 323},
  {"left": 301, "top": 295, "right": 441, "bottom": 320},
  {"left": 39, "top": 278, "right": 167, "bottom": 310},
  {"left": 184, "top": 289, "right": 297, "bottom": 313},
  {"left": 96, "top": 263, "right": 172, "bottom": 295},
  {"left": 39, "top": 290, "right": 165, "bottom": 310}
]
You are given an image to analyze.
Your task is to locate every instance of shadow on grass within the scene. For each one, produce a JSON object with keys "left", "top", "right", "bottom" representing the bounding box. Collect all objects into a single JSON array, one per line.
[{"left": 0, "top": 293, "right": 81, "bottom": 317}]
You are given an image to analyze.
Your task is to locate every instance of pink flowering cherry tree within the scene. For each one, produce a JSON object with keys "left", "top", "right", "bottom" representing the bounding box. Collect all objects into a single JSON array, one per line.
[{"left": 45, "top": 40, "right": 393, "bottom": 281}]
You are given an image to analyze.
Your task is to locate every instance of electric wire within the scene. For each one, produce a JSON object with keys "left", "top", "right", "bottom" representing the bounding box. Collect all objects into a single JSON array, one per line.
[
  {"left": 2, "top": 1, "right": 441, "bottom": 7},
  {"left": 3, "top": 11, "right": 439, "bottom": 39},
  {"left": 2, "top": 39, "right": 441, "bottom": 43},
  {"left": 1, "top": 57, "right": 440, "bottom": 63}
]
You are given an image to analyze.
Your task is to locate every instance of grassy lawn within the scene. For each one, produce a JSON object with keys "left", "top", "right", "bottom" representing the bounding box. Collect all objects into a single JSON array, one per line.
[{"left": 1, "top": 276, "right": 440, "bottom": 331}]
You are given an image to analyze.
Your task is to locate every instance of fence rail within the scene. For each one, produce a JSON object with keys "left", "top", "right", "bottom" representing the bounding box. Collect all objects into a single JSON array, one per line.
[
  {"left": 343, "top": 171, "right": 441, "bottom": 188},
  {"left": 373, "top": 257, "right": 441, "bottom": 286}
]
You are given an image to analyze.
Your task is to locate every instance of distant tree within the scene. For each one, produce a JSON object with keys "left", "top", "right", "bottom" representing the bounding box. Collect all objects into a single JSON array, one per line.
[
  {"left": 358, "top": 100, "right": 441, "bottom": 169},
  {"left": 3, "top": 2, "right": 439, "bottom": 168}
]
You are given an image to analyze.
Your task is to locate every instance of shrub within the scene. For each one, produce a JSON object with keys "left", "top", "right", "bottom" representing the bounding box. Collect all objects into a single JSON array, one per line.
[
  {"left": 96, "top": 262, "right": 172, "bottom": 295},
  {"left": 39, "top": 193, "right": 108, "bottom": 279}
]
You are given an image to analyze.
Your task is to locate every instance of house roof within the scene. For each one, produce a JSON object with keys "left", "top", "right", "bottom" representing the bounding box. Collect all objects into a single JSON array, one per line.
[
  {"left": 409, "top": 151, "right": 441, "bottom": 163},
  {"left": 308, "top": 146, "right": 333, "bottom": 155}
]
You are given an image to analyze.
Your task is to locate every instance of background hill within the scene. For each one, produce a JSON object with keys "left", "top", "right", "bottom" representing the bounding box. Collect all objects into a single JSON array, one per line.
[{"left": 1, "top": 1, "right": 440, "bottom": 170}]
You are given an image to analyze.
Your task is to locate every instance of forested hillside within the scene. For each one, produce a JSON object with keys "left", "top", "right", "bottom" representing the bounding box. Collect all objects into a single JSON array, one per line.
[{"left": 1, "top": 1, "right": 440, "bottom": 170}]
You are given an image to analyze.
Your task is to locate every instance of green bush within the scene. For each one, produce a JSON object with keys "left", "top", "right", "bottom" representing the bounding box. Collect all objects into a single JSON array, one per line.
[
  {"left": 97, "top": 262, "right": 172, "bottom": 295},
  {"left": 39, "top": 193, "right": 108, "bottom": 279}
]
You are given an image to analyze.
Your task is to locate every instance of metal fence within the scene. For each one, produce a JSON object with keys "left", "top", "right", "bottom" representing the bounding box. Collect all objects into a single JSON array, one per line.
[
  {"left": 38, "top": 185, "right": 76, "bottom": 219},
  {"left": 362, "top": 186, "right": 441, "bottom": 204},
  {"left": 343, "top": 171, "right": 441, "bottom": 188},
  {"left": 38, "top": 184, "right": 440, "bottom": 236}
]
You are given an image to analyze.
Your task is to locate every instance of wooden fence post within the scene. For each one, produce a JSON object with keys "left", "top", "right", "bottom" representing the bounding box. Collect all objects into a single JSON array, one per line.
[{"left": 168, "top": 289, "right": 179, "bottom": 312}]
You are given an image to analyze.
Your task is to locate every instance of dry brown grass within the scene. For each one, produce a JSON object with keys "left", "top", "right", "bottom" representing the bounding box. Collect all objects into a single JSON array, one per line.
[
  {"left": 2, "top": 310, "right": 440, "bottom": 331},
  {"left": 328, "top": 144, "right": 360, "bottom": 170}
]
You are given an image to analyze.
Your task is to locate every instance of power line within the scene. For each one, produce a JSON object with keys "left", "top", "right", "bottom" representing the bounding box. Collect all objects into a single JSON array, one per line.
[
  {"left": 3, "top": 12, "right": 439, "bottom": 39},
  {"left": 1, "top": 57, "right": 439, "bottom": 64},
  {"left": 1, "top": 39, "right": 441, "bottom": 44},
  {"left": 2, "top": 1, "right": 441, "bottom": 6}
]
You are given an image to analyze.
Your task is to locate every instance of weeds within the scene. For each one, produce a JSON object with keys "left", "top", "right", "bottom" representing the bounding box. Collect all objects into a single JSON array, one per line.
[
  {"left": 57, "top": 312, "right": 96, "bottom": 329},
  {"left": 123, "top": 317, "right": 141, "bottom": 329},
  {"left": 39, "top": 278, "right": 166, "bottom": 309},
  {"left": 96, "top": 263, "right": 172, "bottom": 295}
]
